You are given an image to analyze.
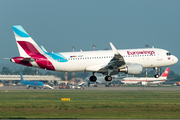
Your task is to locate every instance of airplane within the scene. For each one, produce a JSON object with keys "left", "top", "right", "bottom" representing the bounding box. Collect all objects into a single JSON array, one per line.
[
  {"left": 20, "top": 72, "right": 54, "bottom": 89},
  {"left": 10, "top": 25, "right": 178, "bottom": 82},
  {"left": 121, "top": 67, "right": 170, "bottom": 85}
]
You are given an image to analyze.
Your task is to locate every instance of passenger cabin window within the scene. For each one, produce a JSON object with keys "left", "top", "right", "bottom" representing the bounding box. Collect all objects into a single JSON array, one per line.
[{"left": 166, "top": 52, "right": 171, "bottom": 56}]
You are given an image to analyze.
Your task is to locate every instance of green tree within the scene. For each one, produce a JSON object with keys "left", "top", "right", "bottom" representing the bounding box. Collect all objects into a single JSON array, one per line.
[
  {"left": 21, "top": 67, "right": 37, "bottom": 75},
  {"left": 1, "top": 67, "right": 13, "bottom": 74}
]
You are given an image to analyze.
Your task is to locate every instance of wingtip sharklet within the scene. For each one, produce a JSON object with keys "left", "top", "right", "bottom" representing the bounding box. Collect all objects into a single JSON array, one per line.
[{"left": 109, "top": 42, "right": 119, "bottom": 55}]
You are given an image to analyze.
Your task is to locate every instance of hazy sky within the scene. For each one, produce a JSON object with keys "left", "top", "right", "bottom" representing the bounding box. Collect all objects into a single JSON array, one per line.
[{"left": 1, "top": 0, "right": 180, "bottom": 65}]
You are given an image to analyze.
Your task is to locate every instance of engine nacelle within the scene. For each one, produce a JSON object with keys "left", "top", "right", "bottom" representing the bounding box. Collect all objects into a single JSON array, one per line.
[
  {"left": 118, "top": 64, "right": 143, "bottom": 75},
  {"left": 26, "top": 85, "right": 30, "bottom": 89},
  {"left": 89, "top": 76, "right": 97, "bottom": 82}
]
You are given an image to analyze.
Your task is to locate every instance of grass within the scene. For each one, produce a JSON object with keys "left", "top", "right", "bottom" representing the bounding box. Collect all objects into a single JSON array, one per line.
[{"left": 0, "top": 90, "right": 180, "bottom": 118}]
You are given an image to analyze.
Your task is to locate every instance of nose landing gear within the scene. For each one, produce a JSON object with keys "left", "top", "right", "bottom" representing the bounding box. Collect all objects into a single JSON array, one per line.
[{"left": 153, "top": 67, "right": 160, "bottom": 78}]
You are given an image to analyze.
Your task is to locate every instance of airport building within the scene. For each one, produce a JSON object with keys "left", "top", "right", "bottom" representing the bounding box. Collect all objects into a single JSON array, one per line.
[{"left": 0, "top": 74, "right": 61, "bottom": 85}]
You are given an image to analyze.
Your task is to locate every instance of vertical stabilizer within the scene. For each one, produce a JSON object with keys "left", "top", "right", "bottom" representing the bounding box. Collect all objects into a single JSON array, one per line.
[
  {"left": 12, "top": 25, "right": 44, "bottom": 56},
  {"left": 160, "top": 67, "right": 170, "bottom": 78},
  {"left": 20, "top": 71, "right": 24, "bottom": 81}
]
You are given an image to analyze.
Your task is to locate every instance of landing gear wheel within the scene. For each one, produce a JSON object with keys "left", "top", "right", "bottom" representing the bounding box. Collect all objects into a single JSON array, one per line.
[
  {"left": 154, "top": 74, "right": 159, "bottom": 78},
  {"left": 89, "top": 76, "right": 97, "bottom": 82},
  {"left": 105, "top": 76, "right": 112, "bottom": 81}
]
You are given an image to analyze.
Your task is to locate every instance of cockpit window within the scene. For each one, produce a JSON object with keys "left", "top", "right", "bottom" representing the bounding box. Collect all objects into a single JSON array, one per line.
[{"left": 166, "top": 52, "right": 171, "bottom": 56}]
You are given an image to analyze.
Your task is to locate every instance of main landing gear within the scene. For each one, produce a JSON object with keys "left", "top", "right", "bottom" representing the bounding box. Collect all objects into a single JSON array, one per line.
[
  {"left": 89, "top": 72, "right": 112, "bottom": 82},
  {"left": 105, "top": 76, "right": 112, "bottom": 81}
]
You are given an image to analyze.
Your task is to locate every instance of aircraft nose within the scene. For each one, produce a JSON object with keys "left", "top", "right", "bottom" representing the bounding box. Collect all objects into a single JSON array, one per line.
[{"left": 172, "top": 55, "right": 178, "bottom": 64}]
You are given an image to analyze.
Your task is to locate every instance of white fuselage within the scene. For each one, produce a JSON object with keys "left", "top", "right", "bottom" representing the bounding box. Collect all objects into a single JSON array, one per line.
[
  {"left": 36, "top": 48, "right": 177, "bottom": 72},
  {"left": 121, "top": 77, "right": 167, "bottom": 84}
]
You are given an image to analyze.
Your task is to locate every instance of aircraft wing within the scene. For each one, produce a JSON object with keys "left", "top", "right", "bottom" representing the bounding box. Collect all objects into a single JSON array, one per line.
[
  {"left": 86, "top": 43, "right": 142, "bottom": 75},
  {"left": 86, "top": 43, "right": 127, "bottom": 74},
  {"left": 100, "top": 43, "right": 126, "bottom": 70}
]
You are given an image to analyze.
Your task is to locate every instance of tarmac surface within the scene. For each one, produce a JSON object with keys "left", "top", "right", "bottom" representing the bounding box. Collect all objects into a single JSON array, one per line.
[{"left": 0, "top": 85, "right": 180, "bottom": 91}]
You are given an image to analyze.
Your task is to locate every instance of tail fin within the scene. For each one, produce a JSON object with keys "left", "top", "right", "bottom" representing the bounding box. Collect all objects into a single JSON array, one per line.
[
  {"left": 160, "top": 67, "right": 170, "bottom": 78},
  {"left": 20, "top": 71, "right": 24, "bottom": 81},
  {"left": 12, "top": 25, "right": 44, "bottom": 56}
]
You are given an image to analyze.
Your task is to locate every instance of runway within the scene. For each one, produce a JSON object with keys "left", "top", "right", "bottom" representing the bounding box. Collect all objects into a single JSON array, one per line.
[
  {"left": 84, "top": 86, "right": 180, "bottom": 90},
  {"left": 0, "top": 86, "right": 180, "bottom": 91}
]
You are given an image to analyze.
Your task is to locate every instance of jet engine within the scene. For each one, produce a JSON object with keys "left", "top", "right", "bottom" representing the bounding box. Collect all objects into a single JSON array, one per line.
[
  {"left": 118, "top": 64, "right": 143, "bottom": 75},
  {"left": 89, "top": 76, "right": 97, "bottom": 82},
  {"left": 26, "top": 85, "right": 30, "bottom": 89}
]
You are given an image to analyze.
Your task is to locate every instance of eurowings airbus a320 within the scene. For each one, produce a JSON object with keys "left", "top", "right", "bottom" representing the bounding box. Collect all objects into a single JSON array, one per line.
[{"left": 10, "top": 25, "right": 178, "bottom": 82}]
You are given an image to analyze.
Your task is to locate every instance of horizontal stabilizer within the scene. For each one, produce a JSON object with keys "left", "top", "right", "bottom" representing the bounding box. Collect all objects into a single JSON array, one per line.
[
  {"left": 10, "top": 57, "right": 35, "bottom": 63},
  {"left": 22, "top": 57, "right": 35, "bottom": 61}
]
